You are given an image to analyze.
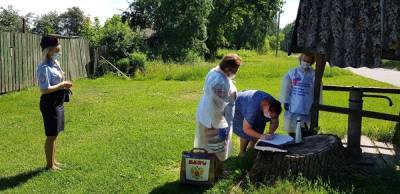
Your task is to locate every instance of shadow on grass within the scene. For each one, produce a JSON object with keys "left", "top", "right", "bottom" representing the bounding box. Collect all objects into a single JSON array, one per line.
[
  {"left": 0, "top": 168, "right": 45, "bottom": 191},
  {"left": 149, "top": 153, "right": 256, "bottom": 194},
  {"left": 149, "top": 181, "right": 211, "bottom": 194}
]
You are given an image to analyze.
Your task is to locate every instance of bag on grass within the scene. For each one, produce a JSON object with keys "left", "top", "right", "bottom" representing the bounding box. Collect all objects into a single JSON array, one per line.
[{"left": 180, "top": 148, "right": 218, "bottom": 186}]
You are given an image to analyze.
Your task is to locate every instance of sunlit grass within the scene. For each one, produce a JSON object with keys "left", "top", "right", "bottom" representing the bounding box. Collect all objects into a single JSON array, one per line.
[{"left": 0, "top": 50, "right": 399, "bottom": 193}]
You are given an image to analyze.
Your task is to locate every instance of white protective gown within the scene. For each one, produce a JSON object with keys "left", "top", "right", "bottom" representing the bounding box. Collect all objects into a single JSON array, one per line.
[
  {"left": 280, "top": 66, "right": 322, "bottom": 132},
  {"left": 194, "top": 67, "right": 237, "bottom": 161}
]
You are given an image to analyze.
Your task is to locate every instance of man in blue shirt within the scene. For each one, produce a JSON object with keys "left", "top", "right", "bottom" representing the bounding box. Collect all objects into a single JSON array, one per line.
[{"left": 233, "top": 90, "right": 282, "bottom": 156}]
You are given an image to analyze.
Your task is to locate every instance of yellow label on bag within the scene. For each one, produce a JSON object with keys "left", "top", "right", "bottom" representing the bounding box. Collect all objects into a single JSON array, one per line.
[{"left": 185, "top": 158, "right": 210, "bottom": 181}]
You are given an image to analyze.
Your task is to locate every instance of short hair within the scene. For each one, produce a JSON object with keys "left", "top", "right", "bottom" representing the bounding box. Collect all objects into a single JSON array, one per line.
[
  {"left": 219, "top": 54, "right": 242, "bottom": 70},
  {"left": 41, "top": 35, "right": 59, "bottom": 51},
  {"left": 300, "top": 53, "right": 315, "bottom": 64},
  {"left": 269, "top": 100, "right": 282, "bottom": 115}
]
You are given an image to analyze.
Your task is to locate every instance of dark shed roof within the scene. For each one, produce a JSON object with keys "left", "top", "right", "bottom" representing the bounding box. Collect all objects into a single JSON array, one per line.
[{"left": 290, "top": 0, "right": 400, "bottom": 68}]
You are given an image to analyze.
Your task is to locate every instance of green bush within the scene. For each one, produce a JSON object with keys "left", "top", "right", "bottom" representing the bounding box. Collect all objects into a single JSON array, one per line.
[
  {"left": 256, "top": 36, "right": 270, "bottom": 54},
  {"left": 95, "top": 59, "right": 113, "bottom": 77},
  {"left": 129, "top": 52, "right": 147, "bottom": 75},
  {"left": 183, "top": 50, "right": 203, "bottom": 64},
  {"left": 116, "top": 58, "right": 131, "bottom": 74}
]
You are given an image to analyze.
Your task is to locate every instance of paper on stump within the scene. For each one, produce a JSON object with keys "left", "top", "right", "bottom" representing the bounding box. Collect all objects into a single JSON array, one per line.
[{"left": 254, "top": 134, "right": 294, "bottom": 152}]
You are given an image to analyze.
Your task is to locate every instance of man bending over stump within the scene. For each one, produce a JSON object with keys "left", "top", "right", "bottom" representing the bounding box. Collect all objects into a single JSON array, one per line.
[{"left": 232, "top": 90, "right": 282, "bottom": 156}]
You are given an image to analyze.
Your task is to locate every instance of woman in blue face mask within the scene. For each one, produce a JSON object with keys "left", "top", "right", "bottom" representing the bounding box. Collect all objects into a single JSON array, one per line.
[
  {"left": 37, "top": 35, "right": 73, "bottom": 170},
  {"left": 280, "top": 53, "right": 322, "bottom": 137}
]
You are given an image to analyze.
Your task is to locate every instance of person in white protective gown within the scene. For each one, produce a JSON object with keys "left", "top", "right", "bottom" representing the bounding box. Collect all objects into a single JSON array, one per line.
[
  {"left": 194, "top": 54, "right": 242, "bottom": 172},
  {"left": 280, "top": 53, "right": 322, "bottom": 137}
]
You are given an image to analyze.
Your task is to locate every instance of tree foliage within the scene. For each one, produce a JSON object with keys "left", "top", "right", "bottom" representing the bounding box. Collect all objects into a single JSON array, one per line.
[
  {"left": 58, "top": 7, "right": 86, "bottom": 36},
  {"left": 206, "top": 0, "right": 283, "bottom": 58},
  {"left": 32, "top": 11, "right": 60, "bottom": 34},
  {"left": 153, "top": 0, "right": 212, "bottom": 61},
  {"left": 100, "top": 15, "right": 144, "bottom": 61},
  {"left": 80, "top": 17, "right": 102, "bottom": 46},
  {"left": 122, "top": 0, "right": 158, "bottom": 29},
  {"left": 0, "top": 5, "right": 33, "bottom": 32},
  {"left": 280, "top": 22, "right": 295, "bottom": 52},
  {"left": 123, "top": 0, "right": 283, "bottom": 61}
]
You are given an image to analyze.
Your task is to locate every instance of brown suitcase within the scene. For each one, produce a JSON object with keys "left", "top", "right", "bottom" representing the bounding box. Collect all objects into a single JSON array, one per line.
[{"left": 180, "top": 148, "right": 218, "bottom": 186}]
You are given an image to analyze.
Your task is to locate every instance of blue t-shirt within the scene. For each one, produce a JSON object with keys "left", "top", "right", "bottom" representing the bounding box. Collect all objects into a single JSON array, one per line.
[
  {"left": 233, "top": 90, "right": 274, "bottom": 134},
  {"left": 37, "top": 60, "right": 63, "bottom": 90}
]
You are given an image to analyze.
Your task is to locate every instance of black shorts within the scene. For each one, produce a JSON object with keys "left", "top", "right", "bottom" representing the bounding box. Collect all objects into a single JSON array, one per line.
[{"left": 40, "top": 90, "right": 66, "bottom": 136}]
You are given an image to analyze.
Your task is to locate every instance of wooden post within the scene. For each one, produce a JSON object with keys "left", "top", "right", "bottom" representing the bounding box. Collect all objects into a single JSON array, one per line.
[
  {"left": 347, "top": 88, "right": 363, "bottom": 158},
  {"left": 22, "top": 18, "right": 26, "bottom": 33},
  {"left": 310, "top": 54, "right": 326, "bottom": 130},
  {"left": 275, "top": 11, "right": 281, "bottom": 57}
]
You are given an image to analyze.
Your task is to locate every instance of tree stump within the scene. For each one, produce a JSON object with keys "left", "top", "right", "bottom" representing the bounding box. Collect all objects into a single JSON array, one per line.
[{"left": 249, "top": 134, "right": 354, "bottom": 183}]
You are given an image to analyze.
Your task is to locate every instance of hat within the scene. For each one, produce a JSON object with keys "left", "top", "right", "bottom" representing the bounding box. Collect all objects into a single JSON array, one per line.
[{"left": 40, "top": 35, "right": 59, "bottom": 50}]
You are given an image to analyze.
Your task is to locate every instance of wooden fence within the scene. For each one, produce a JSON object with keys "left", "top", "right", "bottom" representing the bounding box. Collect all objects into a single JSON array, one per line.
[{"left": 0, "top": 32, "right": 90, "bottom": 94}]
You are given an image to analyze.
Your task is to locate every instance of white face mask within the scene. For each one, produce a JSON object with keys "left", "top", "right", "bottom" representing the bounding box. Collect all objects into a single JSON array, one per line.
[
  {"left": 263, "top": 108, "right": 271, "bottom": 119},
  {"left": 228, "top": 73, "right": 236, "bottom": 79},
  {"left": 300, "top": 60, "right": 311, "bottom": 70},
  {"left": 51, "top": 52, "right": 61, "bottom": 61}
]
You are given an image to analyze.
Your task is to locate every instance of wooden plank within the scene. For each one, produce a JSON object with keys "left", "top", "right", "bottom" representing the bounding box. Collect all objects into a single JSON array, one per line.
[
  {"left": 75, "top": 39, "right": 80, "bottom": 78},
  {"left": 72, "top": 39, "right": 78, "bottom": 79},
  {"left": 13, "top": 32, "right": 18, "bottom": 91},
  {"left": 80, "top": 39, "right": 87, "bottom": 77},
  {"left": 80, "top": 39, "right": 86, "bottom": 77},
  {"left": 5, "top": 32, "right": 11, "bottom": 92},
  {"left": 323, "top": 85, "right": 400, "bottom": 94},
  {"left": 70, "top": 39, "right": 76, "bottom": 80},
  {"left": 27, "top": 33, "right": 32, "bottom": 86},
  {"left": 317, "top": 104, "right": 400, "bottom": 122},
  {"left": 31, "top": 34, "right": 36, "bottom": 84},
  {"left": 34, "top": 34, "right": 40, "bottom": 83},
  {"left": 16, "top": 33, "right": 22, "bottom": 90},
  {"left": 65, "top": 39, "right": 70, "bottom": 80},
  {"left": 77, "top": 39, "right": 83, "bottom": 78},
  {"left": 0, "top": 32, "right": 4, "bottom": 93},
  {"left": 83, "top": 39, "right": 89, "bottom": 76},
  {"left": 22, "top": 33, "right": 27, "bottom": 88},
  {"left": 66, "top": 39, "right": 72, "bottom": 80},
  {"left": 3, "top": 32, "right": 8, "bottom": 92},
  {"left": 29, "top": 33, "right": 34, "bottom": 86},
  {"left": 8, "top": 32, "right": 14, "bottom": 92}
]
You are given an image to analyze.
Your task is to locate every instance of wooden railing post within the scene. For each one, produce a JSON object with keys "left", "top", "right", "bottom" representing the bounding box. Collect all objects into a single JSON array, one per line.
[
  {"left": 310, "top": 54, "right": 326, "bottom": 130},
  {"left": 347, "top": 88, "right": 363, "bottom": 158}
]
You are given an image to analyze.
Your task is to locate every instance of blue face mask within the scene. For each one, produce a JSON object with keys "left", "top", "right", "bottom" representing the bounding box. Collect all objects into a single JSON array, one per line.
[{"left": 51, "top": 52, "right": 61, "bottom": 61}]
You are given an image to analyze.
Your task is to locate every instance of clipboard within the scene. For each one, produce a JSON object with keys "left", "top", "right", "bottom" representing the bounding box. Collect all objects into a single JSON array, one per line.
[{"left": 254, "top": 134, "right": 294, "bottom": 153}]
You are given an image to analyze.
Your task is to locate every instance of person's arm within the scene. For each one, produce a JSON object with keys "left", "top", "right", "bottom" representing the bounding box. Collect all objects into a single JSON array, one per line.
[
  {"left": 40, "top": 81, "right": 72, "bottom": 95},
  {"left": 280, "top": 73, "right": 292, "bottom": 111},
  {"left": 243, "top": 119, "right": 263, "bottom": 139},
  {"left": 268, "top": 118, "right": 279, "bottom": 134}
]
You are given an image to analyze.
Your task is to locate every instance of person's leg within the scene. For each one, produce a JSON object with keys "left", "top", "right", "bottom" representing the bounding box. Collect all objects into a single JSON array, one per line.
[
  {"left": 53, "top": 137, "right": 62, "bottom": 167},
  {"left": 45, "top": 136, "right": 60, "bottom": 170},
  {"left": 248, "top": 141, "right": 256, "bottom": 149},
  {"left": 239, "top": 137, "right": 249, "bottom": 156},
  {"left": 216, "top": 159, "right": 224, "bottom": 177}
]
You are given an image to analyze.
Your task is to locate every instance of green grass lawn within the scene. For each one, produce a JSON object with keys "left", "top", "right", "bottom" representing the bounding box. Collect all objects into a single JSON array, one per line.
[{"left": 1, "top": 50, "right": 399, "bottom": 193}]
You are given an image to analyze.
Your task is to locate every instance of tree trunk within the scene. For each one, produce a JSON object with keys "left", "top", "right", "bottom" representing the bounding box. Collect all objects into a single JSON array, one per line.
[{"left": 249, "top": 134, "right": 355, "bottom": 183}]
